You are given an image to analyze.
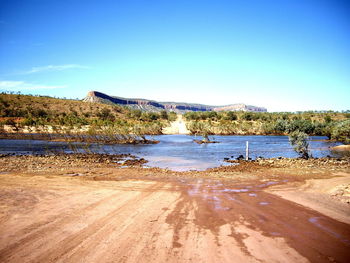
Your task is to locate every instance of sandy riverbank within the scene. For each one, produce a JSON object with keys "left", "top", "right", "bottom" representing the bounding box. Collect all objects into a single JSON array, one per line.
[
  {"left": 332, "top": 144, "right": 350, "bottom": 151},
  {"left": 0, "top": 154, "right": 349, "bottom": 262}
]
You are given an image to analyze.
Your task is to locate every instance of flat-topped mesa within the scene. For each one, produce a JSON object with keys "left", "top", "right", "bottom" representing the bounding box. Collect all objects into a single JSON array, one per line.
[
  {"left": 83, "top": 91, "right": 267, "bottom": 112},
  {"left": 84, "top": 91, "right": 165, "bottom": 108}
]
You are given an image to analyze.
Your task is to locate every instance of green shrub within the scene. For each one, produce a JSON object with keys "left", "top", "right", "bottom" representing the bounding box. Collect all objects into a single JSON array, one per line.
[
  {"left": 287, "top": 119, "right": 315, "bottom": 134},
  {"left": 97, "top": 108, "right": 115, "bottom": 121},
  {"left": 241, "top": 112, "right": 253, "bottom": 121},
  {"left": 289, "top": 131, "right": 309, "bottom": 159},
  {"left": 224, "top": 111, "right": 237, "bottom": 121},
  {"left": 22, "top": 117, "right": 36, "bottom": 126},
  {"left": 168, "top": 112, "right": 177, "bottom": 121},
  {"left": 331, "top": 120, "right": 350, "bottom": 144},
  {"left": 273, "top": 119, "right": 288, "bottom": 134},
  {"left": 324, "top": 115, "right": 332, "bottom": 123},
  {"left": 3, "top": 118, "right": 16, "bottom": 126},
  {"left": 160, "top": 110, "right": 168, "bottom": 120}
]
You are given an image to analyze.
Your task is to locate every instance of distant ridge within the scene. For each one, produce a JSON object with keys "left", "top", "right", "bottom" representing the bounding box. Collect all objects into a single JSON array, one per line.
[{"left": 83, "top": 91, "right": 267, "bottom": 113}]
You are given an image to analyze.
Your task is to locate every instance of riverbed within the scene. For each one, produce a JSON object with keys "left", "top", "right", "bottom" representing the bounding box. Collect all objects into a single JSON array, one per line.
[{"left": 0, "top": 135, "right": 343, "bottom": 171}]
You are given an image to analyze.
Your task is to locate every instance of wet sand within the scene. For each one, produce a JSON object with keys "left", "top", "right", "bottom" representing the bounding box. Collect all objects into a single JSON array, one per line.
[{"left": 0, "top": 155, "right": 349, "bottom": 262}]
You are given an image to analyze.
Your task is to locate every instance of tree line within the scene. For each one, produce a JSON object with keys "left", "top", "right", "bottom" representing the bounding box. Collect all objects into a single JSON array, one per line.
[{"left": 184, "top": 111, "right": 350, "bottom": 144}]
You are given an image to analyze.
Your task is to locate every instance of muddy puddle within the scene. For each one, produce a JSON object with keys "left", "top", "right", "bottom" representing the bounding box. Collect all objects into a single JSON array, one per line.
[{"left": 166, "top": 178, "right": 350, "bottom": 262}]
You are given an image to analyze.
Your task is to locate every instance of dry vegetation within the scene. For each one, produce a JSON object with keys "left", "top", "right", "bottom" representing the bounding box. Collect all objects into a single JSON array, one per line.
[{"left": 0, "top": 93, "right": 175, "bottom": 143}]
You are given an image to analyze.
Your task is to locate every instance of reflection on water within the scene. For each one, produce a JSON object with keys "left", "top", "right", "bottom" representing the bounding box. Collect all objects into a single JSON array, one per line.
[{"left": 0, "top": 135, "right": 344, "bottom": 171}]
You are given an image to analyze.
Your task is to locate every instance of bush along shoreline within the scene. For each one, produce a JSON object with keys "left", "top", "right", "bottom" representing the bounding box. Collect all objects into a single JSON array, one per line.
[
  {"left": 0, "top": 124, "right": 162, "bottom": 144},
  {"left": 184, "top": 111, "right": 350, "bottom": 145}
]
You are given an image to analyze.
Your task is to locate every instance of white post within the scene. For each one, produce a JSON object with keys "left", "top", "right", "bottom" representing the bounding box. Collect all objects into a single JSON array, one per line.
[{"left": 246, "top": 141, "right": 249, "bottom": 161}]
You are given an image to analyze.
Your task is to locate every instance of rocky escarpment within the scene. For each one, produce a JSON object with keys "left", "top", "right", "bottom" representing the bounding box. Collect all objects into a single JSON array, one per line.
[
  {"left": 84, "top": 91, "right": 164, "bottom": 109},
  {"left": 83, "top": 91, "right": 267, "bottom": 113}
]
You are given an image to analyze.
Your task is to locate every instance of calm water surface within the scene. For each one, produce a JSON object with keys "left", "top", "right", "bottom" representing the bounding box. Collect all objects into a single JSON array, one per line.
[{"left": 0, "top": 135, "right": 343, "bottom": 171}]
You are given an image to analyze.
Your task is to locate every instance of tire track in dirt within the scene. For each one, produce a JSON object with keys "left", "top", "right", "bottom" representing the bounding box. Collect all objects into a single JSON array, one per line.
[
  {"left": 0, "top": 191, "right": 136, "bottom": 262},
  {"left": 29, "top": 182, "right": 168, "bottom": 263},
  {"left": 0, "top": 182, "right": 164, "bottom": 262},
  {"left": 59, "top": 184, "right": 180, "bottom": 263},
  {"left": 0, "top": 188, "right": 114, "bottom": 241}
]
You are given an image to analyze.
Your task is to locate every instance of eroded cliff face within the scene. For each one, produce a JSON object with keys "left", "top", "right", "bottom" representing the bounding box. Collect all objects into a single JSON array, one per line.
[
  {"left": 83, "top": 91, "right": 165, "bottom": 109},
  {"left": 83, "top": 91, "right": 267, "bottom": 112},
  {"left": 83, "top": 91, "right": 101, "bottom": 103}
]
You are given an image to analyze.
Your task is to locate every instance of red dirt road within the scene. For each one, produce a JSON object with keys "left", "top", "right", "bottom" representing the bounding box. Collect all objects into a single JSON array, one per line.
[{"left": 0, "top": 173, "right": 349, "bottom": 263}]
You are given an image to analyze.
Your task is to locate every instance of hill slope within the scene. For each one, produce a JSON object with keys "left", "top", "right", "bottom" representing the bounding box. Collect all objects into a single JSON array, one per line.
[{"left": 0, "top": 93, "right": 173, "bottom": 128}]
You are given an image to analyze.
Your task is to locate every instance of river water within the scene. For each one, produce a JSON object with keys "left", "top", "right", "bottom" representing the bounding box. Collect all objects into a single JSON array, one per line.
[{"left": 0, "top": 135, "right": 344, "bottom": 171}]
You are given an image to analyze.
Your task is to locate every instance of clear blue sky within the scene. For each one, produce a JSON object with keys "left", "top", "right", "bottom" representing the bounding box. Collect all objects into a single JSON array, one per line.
[{"left": 0, "top": 0, "right": 349, "bottom": 112}]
